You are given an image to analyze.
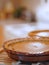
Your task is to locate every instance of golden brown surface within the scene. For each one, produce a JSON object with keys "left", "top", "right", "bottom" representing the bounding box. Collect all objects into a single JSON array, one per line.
[
  {"left": 7, "top": 40, "right": 49, "bottom": 54},
  {"left": 29, "top": 30, "right": 49, "bottom": 37}
]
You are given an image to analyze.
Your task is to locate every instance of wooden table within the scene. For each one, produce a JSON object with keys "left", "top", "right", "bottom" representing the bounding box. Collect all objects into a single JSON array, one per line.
[{"left": 0, "top": 25, "right": 12, "bottom": 65}]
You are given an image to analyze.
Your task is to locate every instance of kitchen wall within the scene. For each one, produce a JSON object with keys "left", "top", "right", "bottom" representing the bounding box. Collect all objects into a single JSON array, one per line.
[
  {"left": 0, "top": 0, "right": 20, "bottom": 10},
  {"left": 0, "top": 0, "right": 41, "bottom": 12},
  {"left": 19, "top": 0, "right": 41, "bottom": 13}
]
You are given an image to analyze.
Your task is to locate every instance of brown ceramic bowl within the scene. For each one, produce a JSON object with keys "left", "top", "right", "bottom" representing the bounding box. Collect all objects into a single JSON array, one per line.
[
  {"left": 3, "top": 38, "right": 49, "bottom": 62},
  {"left": 28, "top": 30, "right": 49, "bottom": 40}
]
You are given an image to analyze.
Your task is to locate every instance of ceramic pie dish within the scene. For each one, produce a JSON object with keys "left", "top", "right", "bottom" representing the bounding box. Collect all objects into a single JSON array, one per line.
[
  {"left": 28, "top": 30, "right": 49, "bottom": 40},
  {"left": 3, "top": 38, "right": 49, "bottom": 62}
]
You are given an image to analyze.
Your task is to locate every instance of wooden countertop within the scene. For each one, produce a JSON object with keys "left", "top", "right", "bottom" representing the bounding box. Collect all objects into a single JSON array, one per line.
[{"left": 0, "top": 25, "right": 4, "bottom": 48}]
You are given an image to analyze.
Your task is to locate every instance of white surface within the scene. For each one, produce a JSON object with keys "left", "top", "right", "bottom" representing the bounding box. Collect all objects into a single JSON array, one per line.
[
  {"left": 3, "top": 23, "right": 49, "bottom": 40},
  {"left": 4, "top": 23, "right": 37, "bottom": 40}
]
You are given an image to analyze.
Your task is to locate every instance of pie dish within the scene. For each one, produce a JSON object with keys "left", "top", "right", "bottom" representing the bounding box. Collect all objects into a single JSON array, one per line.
[
  {"left": 3, "top": 38, "right": 49, "bottom": 62},
  {"left": 28, "top": 30, "right": 49, "bottom": 40}
]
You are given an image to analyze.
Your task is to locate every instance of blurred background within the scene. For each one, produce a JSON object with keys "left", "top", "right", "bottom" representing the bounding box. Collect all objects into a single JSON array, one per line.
[
  {"left": 0, "top": 0, "right": 37, "bottom": 21},
  {"left": 0, "top": 0, "right": 49, "bottom": 22},
  {"left": 0, "top": 0, "right": 48, "bottom": 21}
]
